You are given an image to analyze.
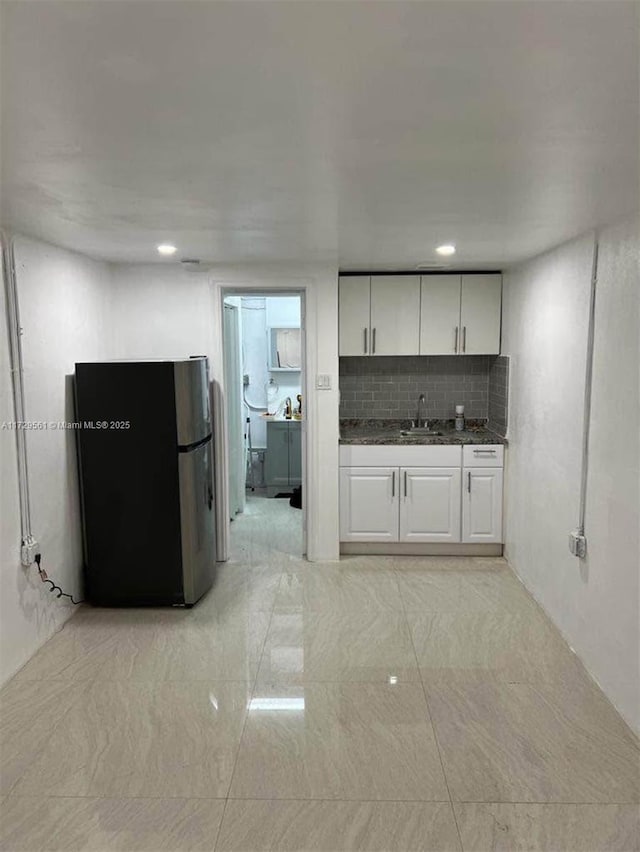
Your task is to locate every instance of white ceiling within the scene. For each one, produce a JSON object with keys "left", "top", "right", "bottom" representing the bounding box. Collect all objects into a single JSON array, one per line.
[{"left": 1, "top": 1, "right": 638, "bottom": 268}]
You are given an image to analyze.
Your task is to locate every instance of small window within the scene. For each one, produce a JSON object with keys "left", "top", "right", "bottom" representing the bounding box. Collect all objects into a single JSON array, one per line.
[{"left": 268, "top": 327, "right": 301, "bottom": 371}]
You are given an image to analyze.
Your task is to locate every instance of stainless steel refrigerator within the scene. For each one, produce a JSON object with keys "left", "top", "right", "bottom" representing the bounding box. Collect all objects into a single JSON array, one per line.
[{"left": 75, "top": 357, "right": 216, "bottom": 606}]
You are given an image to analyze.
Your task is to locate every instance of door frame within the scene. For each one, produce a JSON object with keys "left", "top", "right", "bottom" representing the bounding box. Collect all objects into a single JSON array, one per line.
[{"left": 220, "top": 288, "right": 308, "bottom": 557}]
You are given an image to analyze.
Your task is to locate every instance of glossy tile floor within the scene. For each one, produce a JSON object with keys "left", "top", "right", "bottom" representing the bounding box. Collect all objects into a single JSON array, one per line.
[{"left": 1, "top": 495, "right": 639, "bottom": 850}]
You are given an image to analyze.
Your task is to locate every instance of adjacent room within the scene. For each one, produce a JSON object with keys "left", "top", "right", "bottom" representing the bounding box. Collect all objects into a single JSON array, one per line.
[
  {"left": 1, "top": 2, "right": 638, "bottom": 850},
  {"left": 224, "top": 293, "right": 304, "bottom": 557}
]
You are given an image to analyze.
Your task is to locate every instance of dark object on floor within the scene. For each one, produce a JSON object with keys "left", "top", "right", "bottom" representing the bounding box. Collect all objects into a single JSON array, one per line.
[
  {"left": 274, "top": 492, "right": 294, "bottom": 499},
  {"left": 289, "top": 485, "right": 302, "bottom": 509}
]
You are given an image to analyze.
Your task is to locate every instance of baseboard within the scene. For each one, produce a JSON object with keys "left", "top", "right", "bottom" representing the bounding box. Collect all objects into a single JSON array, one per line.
[{"left": 340, "top": 542, "right": 503, "bottom": 556}]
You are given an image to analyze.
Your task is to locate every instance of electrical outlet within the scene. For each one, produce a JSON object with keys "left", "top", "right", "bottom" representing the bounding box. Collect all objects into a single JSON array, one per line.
[
  {"left": 568, "top": 530, "right": 587, "bottom": 558},
  {"left": 21, "top": 539, "right": 40, "bottom": 567}
]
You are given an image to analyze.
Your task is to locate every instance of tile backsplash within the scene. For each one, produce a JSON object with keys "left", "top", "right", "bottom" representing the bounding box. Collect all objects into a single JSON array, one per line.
[
  {"left": 339, "top": 355, "right": 494, "bottom": 420},
  {"left": 488, "top": 355, "right": 509, "bottom": 436}
]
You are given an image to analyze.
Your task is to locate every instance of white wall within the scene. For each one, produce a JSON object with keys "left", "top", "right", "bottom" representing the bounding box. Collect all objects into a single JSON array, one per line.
[
  {"left": 0, "top": 235, "right": 112, "bottom": 686},
  {"left": 502, "top": 220, "right": 640, "bottom": 734}
]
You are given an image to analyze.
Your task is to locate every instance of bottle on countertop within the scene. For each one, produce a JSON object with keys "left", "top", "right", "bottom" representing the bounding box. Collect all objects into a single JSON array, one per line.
[
  {"left": 284, "top": 397, "right": 292, "bottom": 419},
  {"left": 455, "top": 404, "right": 465, "bottom": 432}
]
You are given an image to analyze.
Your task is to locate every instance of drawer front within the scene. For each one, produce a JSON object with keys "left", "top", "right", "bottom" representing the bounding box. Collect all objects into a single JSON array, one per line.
[
  {"left": 462, "top": 444, "right": 504, "bottom": 468},
  {"left": 339, "top": 444, "right": 462, "bottom": 467}
]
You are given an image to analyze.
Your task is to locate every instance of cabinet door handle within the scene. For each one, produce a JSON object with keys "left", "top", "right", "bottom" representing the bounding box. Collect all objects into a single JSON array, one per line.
[
  {"left": 462, "top": 326, "right": 467, "bottom": 353},
  {"left": 372, "top": 327, "right": 376, "bottom": 354},
  {"left": 404, "top": 470, "right": 408, "bottom": 497},
  {"left": 364, "top": 328, "right": 368, "bottom": 354},
  {"left": 454, "top": 326, "right": 459, "bottom": 353},
  {"left": 391, "top": 470, "right": 395, "bottom": 497},
  {"left": 473, "top": 448, "right": 496, "bottom": 455},
  {"left": 467, "top": 471, "right": 471, "bottom": 493}
]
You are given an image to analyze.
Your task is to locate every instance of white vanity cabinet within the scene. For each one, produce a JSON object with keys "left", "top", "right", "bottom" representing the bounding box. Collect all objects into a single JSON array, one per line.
[
  {"left": 265, "top": 420, "right": 302, "bottom": 498},
  {"left": 339, "top": 443, "right": 504, "bottom": 551}
]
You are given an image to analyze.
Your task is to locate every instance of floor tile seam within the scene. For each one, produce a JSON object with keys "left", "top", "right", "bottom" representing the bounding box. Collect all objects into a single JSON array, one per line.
[
  {"left": 253, "top": 678, "right": 424, "bottom": 686},
  {"left": 212, "top": 797, "right": 230, "bottom": 852},
  {"left": 249, "top": 596, "right": 278, "bottom": 693},
  {"left": 223, "top": 602, "right": 279, "bottom": 802},
  {"left": 416, "top": 671, "right": 591, "bottom": 688},
  {"left": 449, "top": 798, "right": 640, "bottom": 806},
  {"left": 7, "top": 677, "right": 260, "bottom": 685},
  {"left": 223, "top": 796, "right": 454, "bottom": 803},
  {"left": 271, "top": 605, "right": 407, "bottom": 616},
  {"left": 9, "top": 793, "right": 639, "bottom": 805},
  {"left": 1, "top": 793, "right": 230, "bottom": 801},
  {"left": 409, "top": 626, "right": 464, "bottom": 852}
]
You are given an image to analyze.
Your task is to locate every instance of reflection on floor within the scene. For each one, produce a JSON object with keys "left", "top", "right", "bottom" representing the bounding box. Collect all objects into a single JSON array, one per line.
[{"left": 1, "top": 495, "right": 638, "bottom": 850}]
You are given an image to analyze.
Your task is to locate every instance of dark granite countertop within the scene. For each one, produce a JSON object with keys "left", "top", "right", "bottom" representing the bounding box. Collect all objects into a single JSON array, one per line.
[{"left": 339, "top": 418, "right": 507, "bottom": 446}]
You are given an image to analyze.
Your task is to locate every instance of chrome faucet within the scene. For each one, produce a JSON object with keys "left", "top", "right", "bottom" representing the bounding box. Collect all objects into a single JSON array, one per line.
[{"left": 415, "top": 394, "right": 426, "bottom": 429}]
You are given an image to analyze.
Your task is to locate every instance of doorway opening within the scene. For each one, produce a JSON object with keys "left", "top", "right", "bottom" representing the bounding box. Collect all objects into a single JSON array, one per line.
[{"left": 222, "top": 292, "right": 306, "bottom": 561}]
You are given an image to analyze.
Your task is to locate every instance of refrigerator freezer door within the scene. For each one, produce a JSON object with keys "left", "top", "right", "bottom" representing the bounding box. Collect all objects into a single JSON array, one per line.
[
  {"left": 178, "top": 438, "right": 216, "bottom": 604},
  {"left": 174, "top": 358, "right": 211, "bottom": 447}
]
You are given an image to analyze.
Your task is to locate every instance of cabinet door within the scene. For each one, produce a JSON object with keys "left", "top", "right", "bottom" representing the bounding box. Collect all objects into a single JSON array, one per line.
[
  {"left": 420, "top": 275, "right": 462, "bottom": 355},
  {"left": 370, "top": 276, "right": 421, "bottom": 356},
  {"left": 339, "top": 467, "right": 399, "bottom": 541},
  {"left": 399, "top": 467, "right": 462, "bottom": 542},
  {"left": 265, "top": 422, "right": 290, "bottom": 495},
  {"left": 462, "top": 467, "right": 503, "bottom": 542},
  {"left": 460, "top": 274, "right": 502, "bottom": 355},
  {"left": 339, "top": 276, "right": 370, "bottom": 356},
  {"left": 288, "top": 423, "right": 302, "bottom": 485}
]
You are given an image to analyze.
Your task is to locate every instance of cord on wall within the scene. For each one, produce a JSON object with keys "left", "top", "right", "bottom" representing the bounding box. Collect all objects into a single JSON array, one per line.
[
  {"left": 1, "top": 229, "right": 39, "bottom": 566},
  {"left": 34, "top": 554, "right": 84, "bottom": 605},
  {"left": 569, "top": 232, "right": 599, "bottom": 559}
]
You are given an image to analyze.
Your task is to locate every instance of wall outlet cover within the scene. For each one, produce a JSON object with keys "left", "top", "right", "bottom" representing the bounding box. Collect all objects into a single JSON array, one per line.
[{"left": 568, "top": 530, "right": 587, "bottom": 558}]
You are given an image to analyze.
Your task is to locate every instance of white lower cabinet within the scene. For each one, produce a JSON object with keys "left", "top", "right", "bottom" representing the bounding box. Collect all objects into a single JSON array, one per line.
[
  {"left": 462, "top": 467, "right": 503, "bottom": 543},
  {"left": 399, "top": 467, "right": 461, "bottom": 543},
  {"left": 339, "top": 444, "right": 504, "bottom": 546},
  {"left": 339, "top": 467, "right": 399, "bottom": 542}
]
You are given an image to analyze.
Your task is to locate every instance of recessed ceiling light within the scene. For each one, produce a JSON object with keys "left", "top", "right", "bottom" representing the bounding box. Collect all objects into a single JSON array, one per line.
[
  {"left": 435, "top": 244, "right": 456, "bottom": 256},
  {"left": 157, "top": 243, "right": 177, "bottom": 256}
]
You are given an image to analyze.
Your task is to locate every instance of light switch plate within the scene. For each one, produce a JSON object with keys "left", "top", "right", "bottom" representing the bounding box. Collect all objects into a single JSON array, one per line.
[{"left": 316, "top": 374, "right": 332, "bottom": 390}]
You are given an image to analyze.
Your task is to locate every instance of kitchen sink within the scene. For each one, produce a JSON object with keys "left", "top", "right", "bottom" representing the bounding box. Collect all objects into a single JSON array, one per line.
[{"left": 399, "top": 429, "right": 443, "bottom": 437}]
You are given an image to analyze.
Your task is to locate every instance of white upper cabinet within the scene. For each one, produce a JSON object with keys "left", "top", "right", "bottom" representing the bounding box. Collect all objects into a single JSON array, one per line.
[
  {"left": 419, "top": 275, "right": 462, "bottom": 355},
  {"left": 419, "top": 273, "right": 502, "bottom": 355},
  {"left": 370, "top": 276, "right": 421, "bottom": 356},
  {"left": 459, "top": 274, "right": 502, "bottom": 355},
  {"left": 340, "top": 273, "right": 501, "bottom": 357},
  {"left": 339, "top": 276, "right": 370, "bottom": 356}
]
